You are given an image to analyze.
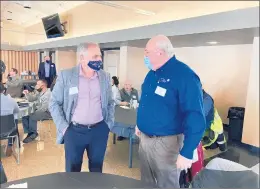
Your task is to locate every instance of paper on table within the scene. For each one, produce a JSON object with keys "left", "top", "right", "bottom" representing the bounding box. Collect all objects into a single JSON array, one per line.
[
  {"left": 120, "top": 106, "right": 130, "bottom": 109},
  {"left": 7, "top": 182, "right": 28, "bottom": 188}
]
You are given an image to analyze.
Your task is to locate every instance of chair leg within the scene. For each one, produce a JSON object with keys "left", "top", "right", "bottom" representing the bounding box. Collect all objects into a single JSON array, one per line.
[
  {"left": 16, "top": 129, "right": 21, "bottom": 148},
  {"left": 128, "top": 136, "right": 133, "bottom": 168},
  {"left": 113, "top": 133, "right": 116, "bottom": 144},
  {"left": 14, "top": 135, "right": 20, "bottom": 165}
]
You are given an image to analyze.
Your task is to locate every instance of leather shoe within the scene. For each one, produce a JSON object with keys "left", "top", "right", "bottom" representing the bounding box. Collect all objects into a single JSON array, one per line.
[{"left": 23, "top": 133, "right": 38, "bottom": 143}]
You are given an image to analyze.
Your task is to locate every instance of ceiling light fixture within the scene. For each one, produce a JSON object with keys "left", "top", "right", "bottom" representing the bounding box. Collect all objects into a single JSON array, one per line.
[
  {"left": 7, "top": 18, "right": 12, "bottom": 21},
  {"left": 207, "top": 41, "right": 219, "bottom": 45},
  {"left": 91, "top": 1, "right": 156, "bottom": 16},
  {"left": 7, "top": 11, "right": 12, "bottom": 13},
  {"left": 15, "top": 1, "right": 31, "bottom": 9},
  {"left": 24, "top": 6, "right": 31, "bottom": 9}
]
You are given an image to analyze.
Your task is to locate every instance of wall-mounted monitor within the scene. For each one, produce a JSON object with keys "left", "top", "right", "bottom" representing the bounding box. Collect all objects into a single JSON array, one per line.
[{"left": 42, "top": 13, "right": 64, "bottom": 39}]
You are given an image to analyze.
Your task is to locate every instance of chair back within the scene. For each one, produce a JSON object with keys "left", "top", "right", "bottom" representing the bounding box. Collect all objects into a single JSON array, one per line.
[{"left": 0, "top": 114, "right": 16, "bottom": 139}]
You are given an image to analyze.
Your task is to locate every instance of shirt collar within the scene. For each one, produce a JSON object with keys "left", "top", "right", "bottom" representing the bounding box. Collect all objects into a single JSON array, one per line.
[
  {"left": 156, "top": 55, "right": 177, "bottom": 75},
  {"left": 79, "top": 64, "right": 98, "bottom": 79}
]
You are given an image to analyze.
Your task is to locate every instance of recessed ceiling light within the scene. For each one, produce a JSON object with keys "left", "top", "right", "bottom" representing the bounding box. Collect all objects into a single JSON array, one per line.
[
  {"left": 207, "top": 41, "right": 219, "bottom": 45},
  {"left": 7, "top": 18, "right": 12, "bottom": 21},
  {"left": 7, "top": 11, "right": 12, "bottom": 13}
]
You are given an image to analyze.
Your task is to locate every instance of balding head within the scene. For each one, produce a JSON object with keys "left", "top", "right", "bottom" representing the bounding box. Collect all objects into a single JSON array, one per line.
[
  {"left": 77, "top": 43, "right": 102, "bottom": 71},
  {"left": 124, "top": 79, "right": 132, "bottom": 93},
  {"left": 144, "top": 35, "right": 174, "bottom": 70}
]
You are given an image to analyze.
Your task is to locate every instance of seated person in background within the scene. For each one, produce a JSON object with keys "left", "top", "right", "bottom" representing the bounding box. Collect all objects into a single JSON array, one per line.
[
  {"left": 111, "top": 76, "right": 121, "bottom": 105},
  {"left": 117, "top": 80, "right": 139, "bottom": 141},
  {"left": 6, "top": 68, "right": 21, "bottom": 88},
  {"left": 22, "top": 79, "right": 51, "bottom": 143},
  {"left": 6, "top": 68, "right": 23, "bottom": 98},
  {"left": 0, "top": 60, "right": 6, "bottom": 83},
  {"left": 202, "top": 89, "right": 227, "bottom": 151},
  {"left": 119, "top": 80, "right": 139, "bottom": 106},
  {"left": 0, "top": 83, "right": 20, "bottom": 156}
]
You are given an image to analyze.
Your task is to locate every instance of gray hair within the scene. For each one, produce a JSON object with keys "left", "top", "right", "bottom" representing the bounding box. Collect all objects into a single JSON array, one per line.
[
  {"left": 155, "top": 40, "right": 174, "bottom": 57},
  {"left": 77, "top": 43, "right": 99, "bottom": 61}
]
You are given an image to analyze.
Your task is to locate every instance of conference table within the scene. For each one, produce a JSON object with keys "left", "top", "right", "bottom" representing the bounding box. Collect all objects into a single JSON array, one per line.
[
  {"left": 111, "top": 106, "right": 138, "bottom": 168},
  {"left": 15, "top": 98, "right": 37, "bottom": 119},
  {"left": 1, "top": 172, "right": 147, "bottom": 188}
]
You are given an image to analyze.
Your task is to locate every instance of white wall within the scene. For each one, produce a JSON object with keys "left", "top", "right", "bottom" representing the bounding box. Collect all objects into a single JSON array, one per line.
[
  {"left": 127, "top": 47, "right": 148, "bottom": 90},
  {"left": 125, "top": 44, "right": 253, "bottom": 124},
  {"left": 242, "top": 37, "right": 259, "bottom": 147},
  {"left": 55, "top": 50, "right": 77, "bottom": 72},
  {"left": 103, "top": 50, "right": 120, "bottom": 81},
  {"left": 1, "top": 21, "right": 26, "bottom": 46}
]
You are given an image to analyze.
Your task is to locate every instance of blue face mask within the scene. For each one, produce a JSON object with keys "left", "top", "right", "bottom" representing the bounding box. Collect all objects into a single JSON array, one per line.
[
  {"left": 144, "top": 56, "right": 153, "bottom": 70},
  {"left": 88, "top": 60, "right": 103, "bottom": 71}
]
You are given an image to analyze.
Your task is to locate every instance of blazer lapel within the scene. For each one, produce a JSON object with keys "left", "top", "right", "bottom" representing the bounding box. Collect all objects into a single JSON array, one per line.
[
  {"left": 42, "top": 63, "right": 46, "bottom": 77},
  {"left": 70, "top": 65, "right": 80, "bottom": 109},
  {"left": 49, "top": 63, "right": 52, "bottom": 77}
]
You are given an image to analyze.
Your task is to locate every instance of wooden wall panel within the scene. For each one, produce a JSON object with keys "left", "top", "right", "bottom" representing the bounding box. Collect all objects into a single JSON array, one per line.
[{"left": 0, "top": 50, "right": 39, "bottom": 82}]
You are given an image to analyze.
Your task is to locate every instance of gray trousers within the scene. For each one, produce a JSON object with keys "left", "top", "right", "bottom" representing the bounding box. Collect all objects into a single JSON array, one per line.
[
  {"left": 139, "top": 133, "right": 184, "bottom": 188},
  {"left": 22, "top": 111, "right": 51, "bottom": 134}
]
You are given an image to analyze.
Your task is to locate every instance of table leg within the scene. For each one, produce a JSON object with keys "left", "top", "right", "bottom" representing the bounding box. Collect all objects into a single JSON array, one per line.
[{"left": 128, "top": 136, "right": 133, "bottom": 168}]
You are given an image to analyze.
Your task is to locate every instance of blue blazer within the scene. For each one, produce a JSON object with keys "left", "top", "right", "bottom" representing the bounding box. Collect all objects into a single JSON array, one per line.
[{"left": 38, "top": 62, "right": 57, "bottom": 83}]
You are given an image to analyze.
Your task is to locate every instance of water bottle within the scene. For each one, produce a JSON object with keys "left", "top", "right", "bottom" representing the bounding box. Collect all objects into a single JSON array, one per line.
[{"left": 130, "top": 99, "right": 133, "bottom": 109}]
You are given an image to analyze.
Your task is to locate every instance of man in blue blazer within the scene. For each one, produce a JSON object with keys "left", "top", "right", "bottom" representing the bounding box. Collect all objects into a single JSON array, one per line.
[{"left": 38, "top": 56, "right": 57, "bottom": 88}]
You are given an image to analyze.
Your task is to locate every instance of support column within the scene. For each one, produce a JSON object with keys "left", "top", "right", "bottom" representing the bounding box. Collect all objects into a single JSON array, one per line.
[
  {"left": 119, "top": 45, "right": 128, "bottom": 84},
  {"left": 242, "top": 37, "right": 259, "bottom": 147}
]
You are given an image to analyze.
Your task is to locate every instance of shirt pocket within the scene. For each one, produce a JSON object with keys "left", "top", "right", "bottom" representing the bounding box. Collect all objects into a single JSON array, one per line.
[{"left": 154, "top": 83, "right": 177, "bottom": 105}]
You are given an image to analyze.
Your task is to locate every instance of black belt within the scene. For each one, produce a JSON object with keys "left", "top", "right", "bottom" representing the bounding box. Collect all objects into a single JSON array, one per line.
[
  {"left": 146, "top": 135, "right": 161, "bottom": 138},
  {"left": 71, "top": 120, "right": 103, "bottom": 129}
]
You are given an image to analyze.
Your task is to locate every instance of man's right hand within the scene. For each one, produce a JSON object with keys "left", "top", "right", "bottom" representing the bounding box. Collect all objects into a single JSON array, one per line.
[
  {"left": 121, "top": 101, "right": 129, "bottom": 106},
  {"left": 135, "top": 126, "right": 141, "bottom": 137},
  {"left": 23, "top": 90, "right": 29, "bottom": 94}
]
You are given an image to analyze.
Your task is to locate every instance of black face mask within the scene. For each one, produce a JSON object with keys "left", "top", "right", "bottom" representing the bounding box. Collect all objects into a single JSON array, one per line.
[{"left": 36, "top": 88, "right": 43, "bottom": 93}]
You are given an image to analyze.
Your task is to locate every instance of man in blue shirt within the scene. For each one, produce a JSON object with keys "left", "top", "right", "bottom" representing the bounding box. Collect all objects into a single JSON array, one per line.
[{"left": 136, "top": 35, "right": 205, "bottom": 188}]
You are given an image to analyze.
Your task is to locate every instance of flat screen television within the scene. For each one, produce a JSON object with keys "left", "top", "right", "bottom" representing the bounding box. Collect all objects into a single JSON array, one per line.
[{"left": 42, "top": 13, "right": 64, "bottom": 39}]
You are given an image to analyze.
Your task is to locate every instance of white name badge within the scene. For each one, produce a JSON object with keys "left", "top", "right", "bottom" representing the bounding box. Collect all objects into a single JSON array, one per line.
[
  {"left": 155, "top": 86, "right": 166, "bottom": 97},
  {"left": 69, "top": 87, "right": 78, "bottom": 95},
  {"left": 132, "top": 95, "right": 136, "bottom": 99}
]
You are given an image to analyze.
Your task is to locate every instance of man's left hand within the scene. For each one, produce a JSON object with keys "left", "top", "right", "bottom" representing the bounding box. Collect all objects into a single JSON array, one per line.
[{"left": 176, "top": 154, "right": 193, "bottom": 171}]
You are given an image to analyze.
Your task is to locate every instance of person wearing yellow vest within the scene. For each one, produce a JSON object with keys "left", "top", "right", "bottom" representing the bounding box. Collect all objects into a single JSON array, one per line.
[{"left": 202, "top": 90, "right": 227, "bottom": 151}]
